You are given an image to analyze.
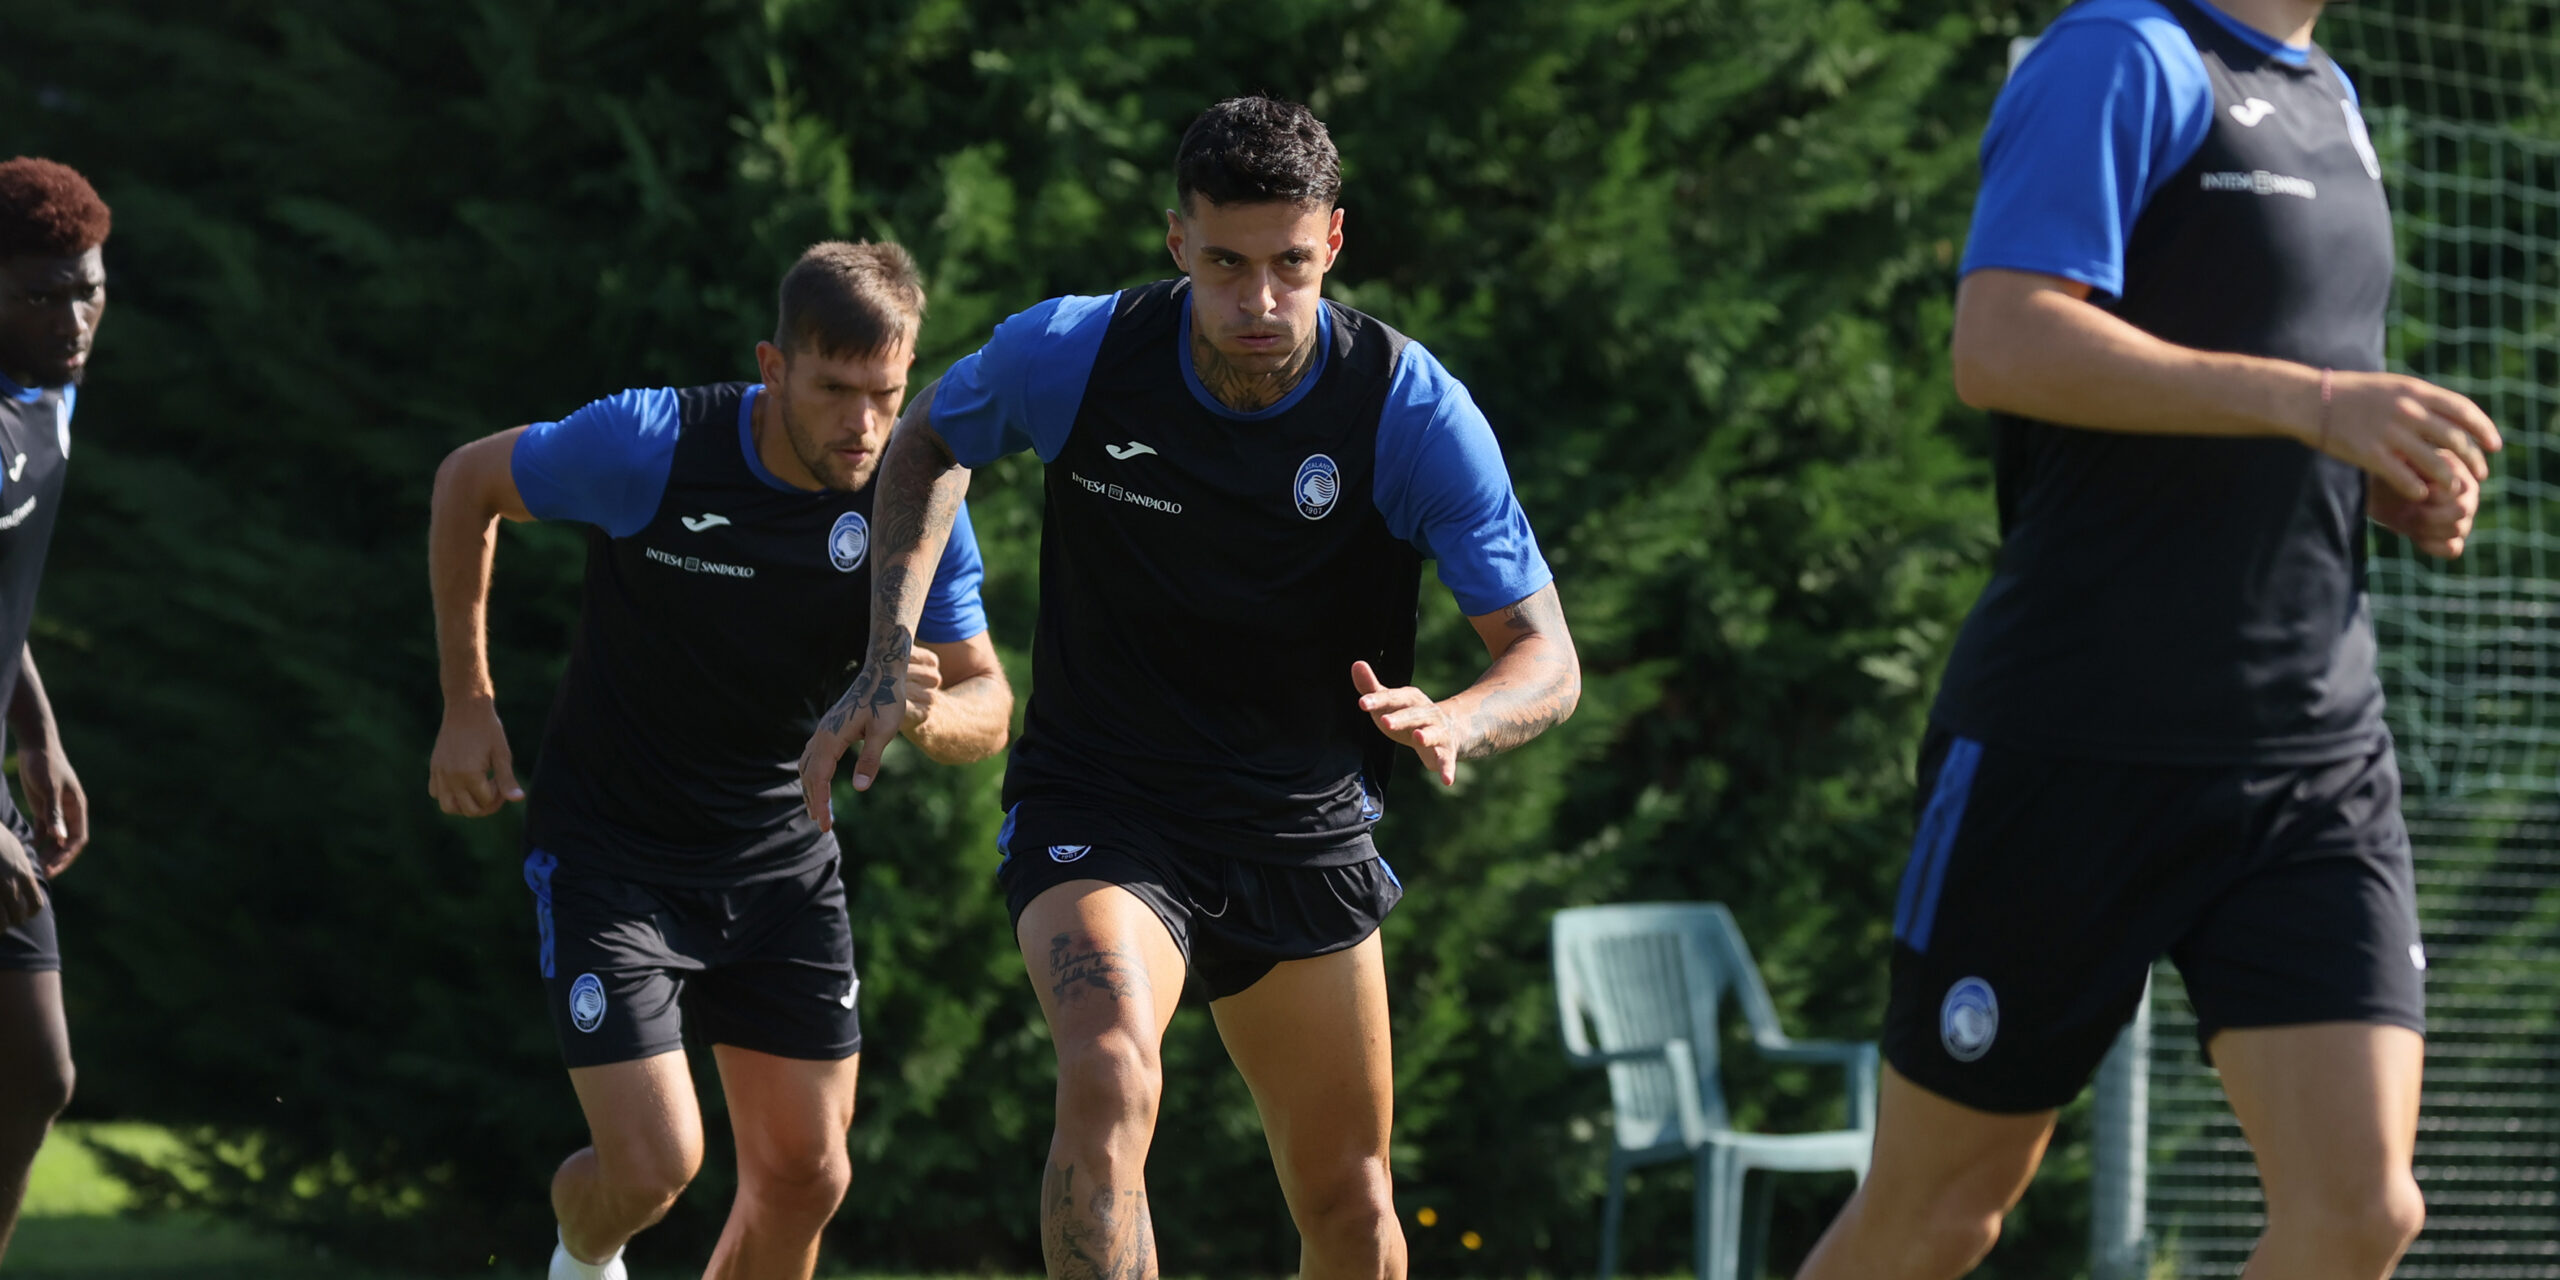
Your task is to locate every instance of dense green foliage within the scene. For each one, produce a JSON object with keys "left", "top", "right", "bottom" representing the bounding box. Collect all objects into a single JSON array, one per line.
[{"left": 3, "top": 1, "right": 2073, "bottom": 1273}]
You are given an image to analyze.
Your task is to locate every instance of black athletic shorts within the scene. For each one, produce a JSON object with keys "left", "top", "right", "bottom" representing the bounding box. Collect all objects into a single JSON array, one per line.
[
  {"left": 996, "top": 800, "right": 1403, "bottom": 1001},
  {"left": 0, "top": 807, "right": 59, "bottom": 973},
  {"left": 522, "top": 849, "right": 861, "bottom": 1070},
  {"left": 1883, "top": 728, "right": 2425, "bottom": 1114}
]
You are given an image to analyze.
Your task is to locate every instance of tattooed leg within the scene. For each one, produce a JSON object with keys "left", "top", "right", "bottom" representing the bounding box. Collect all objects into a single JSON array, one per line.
[
  {"left": 1043, "top": 1161, "right": 1158, "bottom": 1280},
  {"left": 1016, "top": 883, "right": 1187, "bottom": 1280}
]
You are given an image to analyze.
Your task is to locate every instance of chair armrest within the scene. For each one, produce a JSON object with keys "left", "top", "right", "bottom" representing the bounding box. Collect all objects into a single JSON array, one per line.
[
  {"left": 1562, "top": 1044, "right": 1676, "bottom": 1070},
  {"left": 1756, "top": 1039, "right": 1870, "bottom": 1066},
  {"left": 1754, "top": 1039, "right": 1880, "bottom": 1131}
]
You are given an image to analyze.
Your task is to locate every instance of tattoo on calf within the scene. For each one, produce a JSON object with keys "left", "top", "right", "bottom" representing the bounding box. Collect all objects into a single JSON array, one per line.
[
  {"left": 1043, "top": 1162, "right": 1157, "bottom": 1280},
  {"left": 1049, "top": 933, "right": 1150, "bottom": 1004}
]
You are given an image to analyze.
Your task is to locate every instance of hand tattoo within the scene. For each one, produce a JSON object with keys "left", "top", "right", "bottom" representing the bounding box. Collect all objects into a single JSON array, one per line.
[{"left": 819, "top": 626, "right": 914, "bottom": 738}]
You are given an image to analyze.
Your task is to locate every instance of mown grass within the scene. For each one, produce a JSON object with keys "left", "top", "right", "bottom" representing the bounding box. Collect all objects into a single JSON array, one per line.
[{"left": 9, "top": 1124, "right": 1024, "bottom": 1280}]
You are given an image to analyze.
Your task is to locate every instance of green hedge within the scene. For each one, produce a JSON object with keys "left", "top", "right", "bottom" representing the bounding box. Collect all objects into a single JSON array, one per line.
[{"left": 2, "top": 1, "right": 2101, "bottom": 1273}]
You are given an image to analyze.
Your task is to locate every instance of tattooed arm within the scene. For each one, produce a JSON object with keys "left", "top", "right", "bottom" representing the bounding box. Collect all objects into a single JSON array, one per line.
[
  {"left": 1353, "top": 582, "right": 1580, "bottom": 787},
  {"left": 799, "top": 380, "right": 972, "bottom": 824}
]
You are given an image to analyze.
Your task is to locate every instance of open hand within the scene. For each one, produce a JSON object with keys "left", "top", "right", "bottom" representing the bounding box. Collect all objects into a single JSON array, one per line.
[
  {"left": 2371, "top": 453, "right": 2479, "bottom": 559},
  {"left": 1353, "top": 660, "right": 1457, "bottom": 787},
  {"left": 2319, "top": 372, "right": 2501, "bottom": 501},
  {"left": 799, "top": 641, "right": 913, "bottom": 829},
  {"left": 0, "top": 825, "right": 41, "bottom": 930},
  {"left": 18, "top": 739, "right": 87, "bottom": 876},
  {"left": 429, "top": 698, "right": 524, "bottom": 817}
]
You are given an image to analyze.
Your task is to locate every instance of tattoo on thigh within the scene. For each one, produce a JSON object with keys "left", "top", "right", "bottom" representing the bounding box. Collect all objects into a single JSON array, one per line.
[
  {"left": 1043, "top": 1161, "right": 1156, "bottom": 1280},
  {"left": 1049, "top": 933, "right": 1150, "bottom": 1005}
]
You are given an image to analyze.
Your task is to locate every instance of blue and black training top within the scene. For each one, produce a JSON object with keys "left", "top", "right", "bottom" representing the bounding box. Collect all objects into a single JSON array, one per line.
[
  {"left": 1933, "top": 0, "right": 2395, "bottom": 765},
  {"left": 0, "top": 374, "right": 72, "bottom": 816},
  {"left": 934, "top": 278, "right": 1552, "bottom": 865},
  {"left": 511, "top": 381, "right": 988, "bottom": 885}
]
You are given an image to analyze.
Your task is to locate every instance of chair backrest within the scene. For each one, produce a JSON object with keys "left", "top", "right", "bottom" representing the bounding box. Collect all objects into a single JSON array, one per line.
[{"left": 1552, "top": 902, "right": 1789, "bottom": 1151}]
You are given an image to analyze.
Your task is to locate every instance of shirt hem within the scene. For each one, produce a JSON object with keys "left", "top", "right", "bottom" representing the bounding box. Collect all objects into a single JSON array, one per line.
[{"left": 1926, "top": 711, "right": 2389, "bottom": 767}]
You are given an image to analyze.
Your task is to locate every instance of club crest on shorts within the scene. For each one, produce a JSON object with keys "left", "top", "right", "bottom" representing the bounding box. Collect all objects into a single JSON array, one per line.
[
  {"left": 569, "top": 972, "right": 608, "bottom": 1034},
  {"left": 828, "top": 511, "right": 869, "bottom": 572},
  {"left": 1294, "top": 453, "right": 1340, "bottom": 520},
  {"left": 1940, "top": 976, "right": 1998, "bottom": 1063},
  {"left": 1048, "top": 844, "right": 1092, "bottom": 864}
]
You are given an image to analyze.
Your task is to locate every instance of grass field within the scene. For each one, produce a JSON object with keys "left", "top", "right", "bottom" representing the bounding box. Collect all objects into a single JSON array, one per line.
[{"left": 6, "top": 1124, "right": 1007, "bottom": 1280}]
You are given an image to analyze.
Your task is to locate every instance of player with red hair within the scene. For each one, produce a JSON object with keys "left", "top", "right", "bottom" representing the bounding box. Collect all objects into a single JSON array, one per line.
[{"left": 0, "top": 156, "right": 109, "bottom": 1264}]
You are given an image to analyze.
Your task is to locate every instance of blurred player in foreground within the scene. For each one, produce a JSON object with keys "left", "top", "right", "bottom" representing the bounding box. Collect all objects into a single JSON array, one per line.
[
  {"left": 428, "top": 242, "right": 1011, "bottom": 1280},
  {"left": 0, "top": 157, "right": 104, "bottom": 1266},
  {"left": 1800, "top": 3, "right": 2499, "bottom": 1279},
  {"left": 799, "top": 96, "right": 1579, "bottom": 1279}
]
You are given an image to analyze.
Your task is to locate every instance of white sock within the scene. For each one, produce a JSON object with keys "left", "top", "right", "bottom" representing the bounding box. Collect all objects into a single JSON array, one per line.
[{"left": 550, "top": 1229, "right": 628, "bottom": 1280}]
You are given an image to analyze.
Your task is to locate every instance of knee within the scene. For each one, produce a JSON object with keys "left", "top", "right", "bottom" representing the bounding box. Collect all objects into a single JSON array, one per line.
[
  {"left": 1054, "top": 1030, "right": 1161, "bottom": 1134},
  {"left": 1293, "top": 1159, "right": 1399, "bottom": 1261},
  {"left": 4, "top": 1053, "right": 72, "bottom": 1130},
  {"left": 596, "top": 1136, "right": 701, "bottom": 1215},
  {"left": 1838, "top": 1184, "right": 2006, "bottom": 1280},
  {"left": 740, "top": 1138, "right": 853, "bottom": 1220},
  {"left": 2276, "top": 1171, "right": 2424, "bottom": 1270}
]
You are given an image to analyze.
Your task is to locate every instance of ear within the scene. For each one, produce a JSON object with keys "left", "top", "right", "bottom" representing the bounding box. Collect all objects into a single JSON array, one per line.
[
  {"left": 754, "top": 339, "right": 787, "bottom": 388},
  {"left": 1325, "top": 206, "right": 1346, "bottom": 267},
  {"left": 1165, "top": 207, "right": 1188, "bottom": 274}
]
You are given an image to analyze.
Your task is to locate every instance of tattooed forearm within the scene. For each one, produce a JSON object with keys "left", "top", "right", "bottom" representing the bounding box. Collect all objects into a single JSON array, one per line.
[
  {"left": 1190, "top": 324, "right": 1320, "bottom": 414},
  {"left": 1448, "top": 584, "right": 1582, "bottom": 759},
  {"left": 1049, "top": 933, "right": 1151, "bottom": 1004},
  {"left": 1042, "top": 1162, "right": 1156, "bottom": 1280}
]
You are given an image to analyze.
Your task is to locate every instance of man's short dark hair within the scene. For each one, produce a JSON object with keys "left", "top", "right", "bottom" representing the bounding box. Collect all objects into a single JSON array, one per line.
[
  {"left": 774, "top": 240, "right": 926, "bottom": 359},
  {"left": 1175, "top": 96, "right": 1341, "bottom": 213},
  {"left": 0, "top": 158, "right": 111, "bottom": 260}
]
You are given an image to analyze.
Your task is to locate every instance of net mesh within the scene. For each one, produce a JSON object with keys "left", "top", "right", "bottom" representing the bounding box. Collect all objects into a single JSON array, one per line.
[{"left": 2146, "top": 5, "right": 2560, "bottom": 1276}]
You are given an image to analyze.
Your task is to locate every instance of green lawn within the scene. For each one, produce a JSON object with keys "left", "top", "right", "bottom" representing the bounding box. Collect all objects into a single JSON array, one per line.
[{"left": 7, "top": 1124, "right": 1008, "bottom": 1280}]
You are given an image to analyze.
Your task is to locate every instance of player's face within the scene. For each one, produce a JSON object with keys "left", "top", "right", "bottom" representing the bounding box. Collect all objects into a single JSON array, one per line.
[
  {"left": 1167, "top": 199, "right": 1343, "bottom": 373},
  {"left": 771, "top": 335, "right": 914, "bottom": 492},
  {"left": 0, "top": 248, "right": 107, "bottom": 390}
]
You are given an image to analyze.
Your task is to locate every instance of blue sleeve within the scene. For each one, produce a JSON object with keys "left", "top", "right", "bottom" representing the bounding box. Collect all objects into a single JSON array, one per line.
[
  {"left": 917, "top": 500, "right": 989, "bottom": 644},
  {"left": 932, "top": 294, "right": 1118, "bottom": 467},
  {"left": 1373, "top": 344, "right": 1554, "bottom": 616},
  {"left": 2332, "top": 61, "right": 2360, "bottom": 107},
  {"left": 510, "top": 387, "right": 681, "bottom": 538},
  {"left": 1958, "top": 14, "right": 2217, "bottom": 298}
]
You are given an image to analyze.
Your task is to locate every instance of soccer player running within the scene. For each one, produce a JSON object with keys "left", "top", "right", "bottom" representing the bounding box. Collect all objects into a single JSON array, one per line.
[
  {"left": 799, "top": 97, "right": 1579, "bottom": 1279},
  {"left": 428, "top": 242, "right": 1012, "bottom": 1280},
  {"left": 0, "top": 158, "right": 104, "bottom": 1265},
  {"left": 1798, "top": 4, "right": 2502, "bottom": 1279}
]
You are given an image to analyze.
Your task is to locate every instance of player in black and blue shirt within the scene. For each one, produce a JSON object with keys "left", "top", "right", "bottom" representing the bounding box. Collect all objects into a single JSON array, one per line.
[
  {"left": 1797, "top": 5, "right": 2503, "bottom": 1279},
  {"left": 801, "top": 98, "right": 1581, "bottom": 1279},
  {"left": 0, "top": 158, "right": 106, "bottom": 1268},
  {"left": 427, "top": 242, "right": 1012, "bottom": 1280}
]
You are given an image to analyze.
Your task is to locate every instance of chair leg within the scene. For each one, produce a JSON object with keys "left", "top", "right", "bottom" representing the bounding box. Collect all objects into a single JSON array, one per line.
[
  {"left": 1697, "top": 1148, "right": 1742, "bottom": 1280},
  {"left": 1738, "top": 1168, "right": 1775, "bottom": 1280},
  {"left": 1599, "top": 1158, "right": 1628, "bottom": 1280}
]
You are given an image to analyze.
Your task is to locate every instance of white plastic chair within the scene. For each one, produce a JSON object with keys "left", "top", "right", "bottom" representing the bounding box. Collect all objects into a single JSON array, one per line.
[{"left": 1554, "top": 902, "right": 1877, "bottom": 1280}]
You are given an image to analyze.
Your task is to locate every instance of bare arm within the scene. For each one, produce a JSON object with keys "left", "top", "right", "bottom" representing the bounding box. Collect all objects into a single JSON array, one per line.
[
  {"left": 1355, "top": 581, "right": 1581, "bottom": 787},
  {"left": 10, "top": 644, "right": 87, "bottom": 874},
  {"left": 897, "top": 630, "right": 1014, "bottom": 765},
  {"left": 1951, "top": 268, "right": 2500, "bottom": 499},
  {"left": 800, "top": 382, "right": 971, "bottom": 821},
  {"left": 427, "top": 428, "right": 534, "bottom": 816}
]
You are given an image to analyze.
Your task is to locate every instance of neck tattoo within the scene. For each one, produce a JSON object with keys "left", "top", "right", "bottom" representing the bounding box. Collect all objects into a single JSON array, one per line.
[{"left": 1191, "top": 323, "right": 1319, "bottom": 414}]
